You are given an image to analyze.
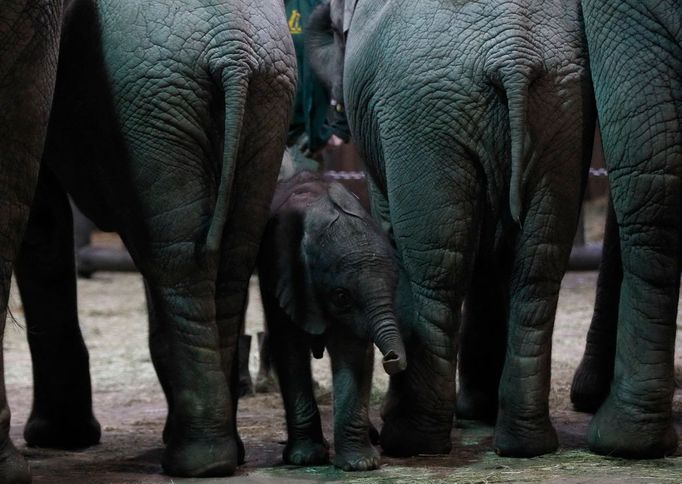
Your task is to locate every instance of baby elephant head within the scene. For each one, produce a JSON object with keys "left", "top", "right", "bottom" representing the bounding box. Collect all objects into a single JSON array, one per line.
[{"left": 263, "top": 172, "right": 406, "bottom": 375}]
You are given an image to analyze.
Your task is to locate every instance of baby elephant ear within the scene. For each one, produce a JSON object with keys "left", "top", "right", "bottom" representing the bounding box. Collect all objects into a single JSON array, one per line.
[
  {"left": 260, "top": 210, "right": 327, "bottom": 336},
  {"left": 294, "top": 268, "right": 327, "bottom": 335},
  {"left": 327, "top": 181, "right": 366, "bottom": 219}
]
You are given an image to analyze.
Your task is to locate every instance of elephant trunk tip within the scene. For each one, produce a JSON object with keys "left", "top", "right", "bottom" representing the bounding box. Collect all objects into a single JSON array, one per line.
[
  {"left": 372, "top": 318, "right": 407, "bottom": 375},
  {"left": 382, "top": 350, "right": 406, "bottom": 375}
]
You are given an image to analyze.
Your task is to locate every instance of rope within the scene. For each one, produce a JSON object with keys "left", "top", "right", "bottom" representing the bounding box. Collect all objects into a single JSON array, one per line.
[
  {"left": 323, "top": 170, "right": 367, "bottom": 180},
  {"left": 589, "top": 168, "right": 608, "bottom": 177},
  {"left": 325, "top": 168, "right": 608, "bottom": 180}
]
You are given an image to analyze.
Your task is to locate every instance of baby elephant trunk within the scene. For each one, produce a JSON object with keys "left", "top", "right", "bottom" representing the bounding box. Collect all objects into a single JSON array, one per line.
[{"left": 371, "top": 318, "right": 407, "bottom": 375}]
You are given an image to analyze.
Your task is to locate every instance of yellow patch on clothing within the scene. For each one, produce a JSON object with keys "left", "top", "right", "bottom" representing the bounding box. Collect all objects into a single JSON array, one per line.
[{"left": 289, "top": 10, "right": 302, "bottom": 34}]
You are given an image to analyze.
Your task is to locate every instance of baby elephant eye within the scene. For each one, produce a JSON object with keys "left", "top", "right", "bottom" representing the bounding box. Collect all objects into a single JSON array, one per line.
[{"left": 330, "top": 288, "right": 352, "bottom": 310}]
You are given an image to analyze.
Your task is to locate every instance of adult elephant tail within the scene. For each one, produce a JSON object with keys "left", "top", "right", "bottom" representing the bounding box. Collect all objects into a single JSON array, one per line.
[
  {"left": 503, "top": 77, "right": 531, "bottom": 226},
  {"left": 205, "top": 71, "right": 250, "bottom": 257}
]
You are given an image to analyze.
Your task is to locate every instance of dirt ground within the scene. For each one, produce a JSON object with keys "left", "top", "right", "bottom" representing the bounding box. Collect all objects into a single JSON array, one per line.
[{"left": 5, "top": 197, "right": 682, "bottom": 483}]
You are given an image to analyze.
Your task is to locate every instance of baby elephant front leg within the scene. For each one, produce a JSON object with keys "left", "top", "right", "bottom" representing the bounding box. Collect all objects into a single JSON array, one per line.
[
  {"left": 327, "top": 330, "right": 378, "bottom": 471},
  {"left": 262, "top": 291, "right": 328, "bottom": 466}
]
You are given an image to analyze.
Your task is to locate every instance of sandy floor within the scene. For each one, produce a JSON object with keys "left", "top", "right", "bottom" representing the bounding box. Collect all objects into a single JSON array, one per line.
[{"left": 4, "top": 197, "right": 682, "bottom": 483}]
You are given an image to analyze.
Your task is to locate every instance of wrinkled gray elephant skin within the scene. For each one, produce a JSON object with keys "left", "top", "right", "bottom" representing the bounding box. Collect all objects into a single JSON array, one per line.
[
  {"left": 258, "top": 171, "right": 406, "bottom": 471},
  {"left": 15, "top": 0, "right": 296, "bottom": 478},
  {"left": 0, "top": 1, "right": 64, "bottom": 482},
  {"left": 307, "top": 0, "right": 594, "bottom": 458},
  {"left": 571, "top": 0, "right": 681, "bottom": 459}
]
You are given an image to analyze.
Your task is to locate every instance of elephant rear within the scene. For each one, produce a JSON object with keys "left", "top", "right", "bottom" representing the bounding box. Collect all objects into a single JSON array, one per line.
[
  {"left": 35, "top": 0, "right": 297, "bottom": 477},
  {"left": 347, "top": 0, "right": 592, "bottom": 218},
  {"left": 341, "top": 0, "right": 594, "bottom": 459},
  {"left": 46, "top": 0, "right": 296, "bottom": 282}
]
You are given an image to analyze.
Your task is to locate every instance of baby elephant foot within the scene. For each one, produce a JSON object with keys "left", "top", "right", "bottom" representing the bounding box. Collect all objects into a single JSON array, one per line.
[
  {"left": 494, "top": 415, "right": 558, "bottom": 457},
  {"left": 0, "top": 440, "right": 30, "bottom": 484},
  {"left": 24, "top": 411, "right": 101, "bottom": 449},
  {"left": 380, "top": 414, "right": 452, "bottom": 457},
  {"left": 570, "top": 355, "right": 611, "bottom": 413},
  {"left": 284, "top": 438, "right": 329, "bottom": 466},
  {"left": 333, "top": 445, "right": 379, "bottom": 471},
  {"left": 162, "top": 436, "right": 238, "bottom": 477},
  {"left": 587, "top": 394, "right": 678, "bottom": 458}
]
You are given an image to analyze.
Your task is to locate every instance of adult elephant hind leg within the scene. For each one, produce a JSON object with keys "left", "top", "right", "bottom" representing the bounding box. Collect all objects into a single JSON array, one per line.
[
  {"left": 585, "top": 12, "right": 681, "bottom": 457},
  {"left": 146, "top": 280, "right": 238, "bottom": 477},
  {"left": 214, "top": 284, "right": 246, "bottom": 466},
  {"left": 586, "top": 159, "right": 680, "bottom": 458},
  {"left": 492, "top": 200, "right": 572, "bottom": 456},
  {"left": 587, "top": 177, "right": 680, "bottom": 458},
  {"left": 145, "top": 279, "right": 175, "bottom": 445},
  {"left": 379, "top": 147, "right": 482, "bottom": 457},
  {"left": 213, "top": 80, "right": 289, "bottom": 466},
  {"left": 15, "top": 169, "right": 100, "bottom": 449},
  {"left": 570, "top": 195, "right": 620, "bottom": 413},
  {"left": 456, "top": 262, "right": 509, "bottom": 423}
]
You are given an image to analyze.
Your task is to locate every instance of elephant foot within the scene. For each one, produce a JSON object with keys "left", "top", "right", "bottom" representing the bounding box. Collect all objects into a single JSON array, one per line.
[
  {"left": 494, "top": 416, "right": 558, "bottom": 457},
  {"left": 162, "top": 436, "right": 238, "bottom": 477},
  {"left": 284, "top": 438, "right": 329, "bottom": 466},
  {"left": 333, "top": 444, "right": 379, "bottom": 471},
  {"left": 0, "top": 440, "right": 30, "bottom": 484},
  {"left": 163, "top": 415, "right": 244, "bottom": 467},
  {"left": 24, "top": 412, "right": 101, "bottom": 449},
  {"left": 570, "top": 355, "right": 611, "bottom": 413},
  {"left": 456, "top": 386, "right": 497, "bottom": 422},
  {"left": 380, "top": 415, "right": 452, "bottom": 457},
  {"left": 587, "top": 394, "right": 678, "bottom": 458}
]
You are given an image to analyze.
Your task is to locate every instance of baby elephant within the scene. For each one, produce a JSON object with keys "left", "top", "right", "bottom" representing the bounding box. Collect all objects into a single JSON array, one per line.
[{"left": 258, "top": 171, "right": 406, "bottom": 471}]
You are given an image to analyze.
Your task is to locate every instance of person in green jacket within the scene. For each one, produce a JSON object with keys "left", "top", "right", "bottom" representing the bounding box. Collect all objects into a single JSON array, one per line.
[{"left": 284, "top": 0, "right": 343, "bottom": 173}]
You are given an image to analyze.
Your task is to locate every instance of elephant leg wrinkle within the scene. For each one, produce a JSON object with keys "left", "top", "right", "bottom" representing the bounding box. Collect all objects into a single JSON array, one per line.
[
  {"left": 147, "top": 282, "right": 239, "bottom": 478},
  {"left": 380, "top": 337, "right": 457, "bottom": 457},
  {"left": 587, "top": 235, "right": 679, "bottom": 458},
  {"left": 492, "top": 186, "right": 580, "bottom": 457},
  {"left": 576, "top": 0, "right": 682, "bottom": 458},
  {"left": 571, "top": 197, "right": 619, "bottom": 414},
  {"left": 0, "top": 0, "right": 65, "bottom": 481}
]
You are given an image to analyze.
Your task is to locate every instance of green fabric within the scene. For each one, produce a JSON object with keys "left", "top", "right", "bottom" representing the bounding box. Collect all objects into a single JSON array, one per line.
[{"left": 286, "top": 0, "right": 332, "bottom": 154}]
